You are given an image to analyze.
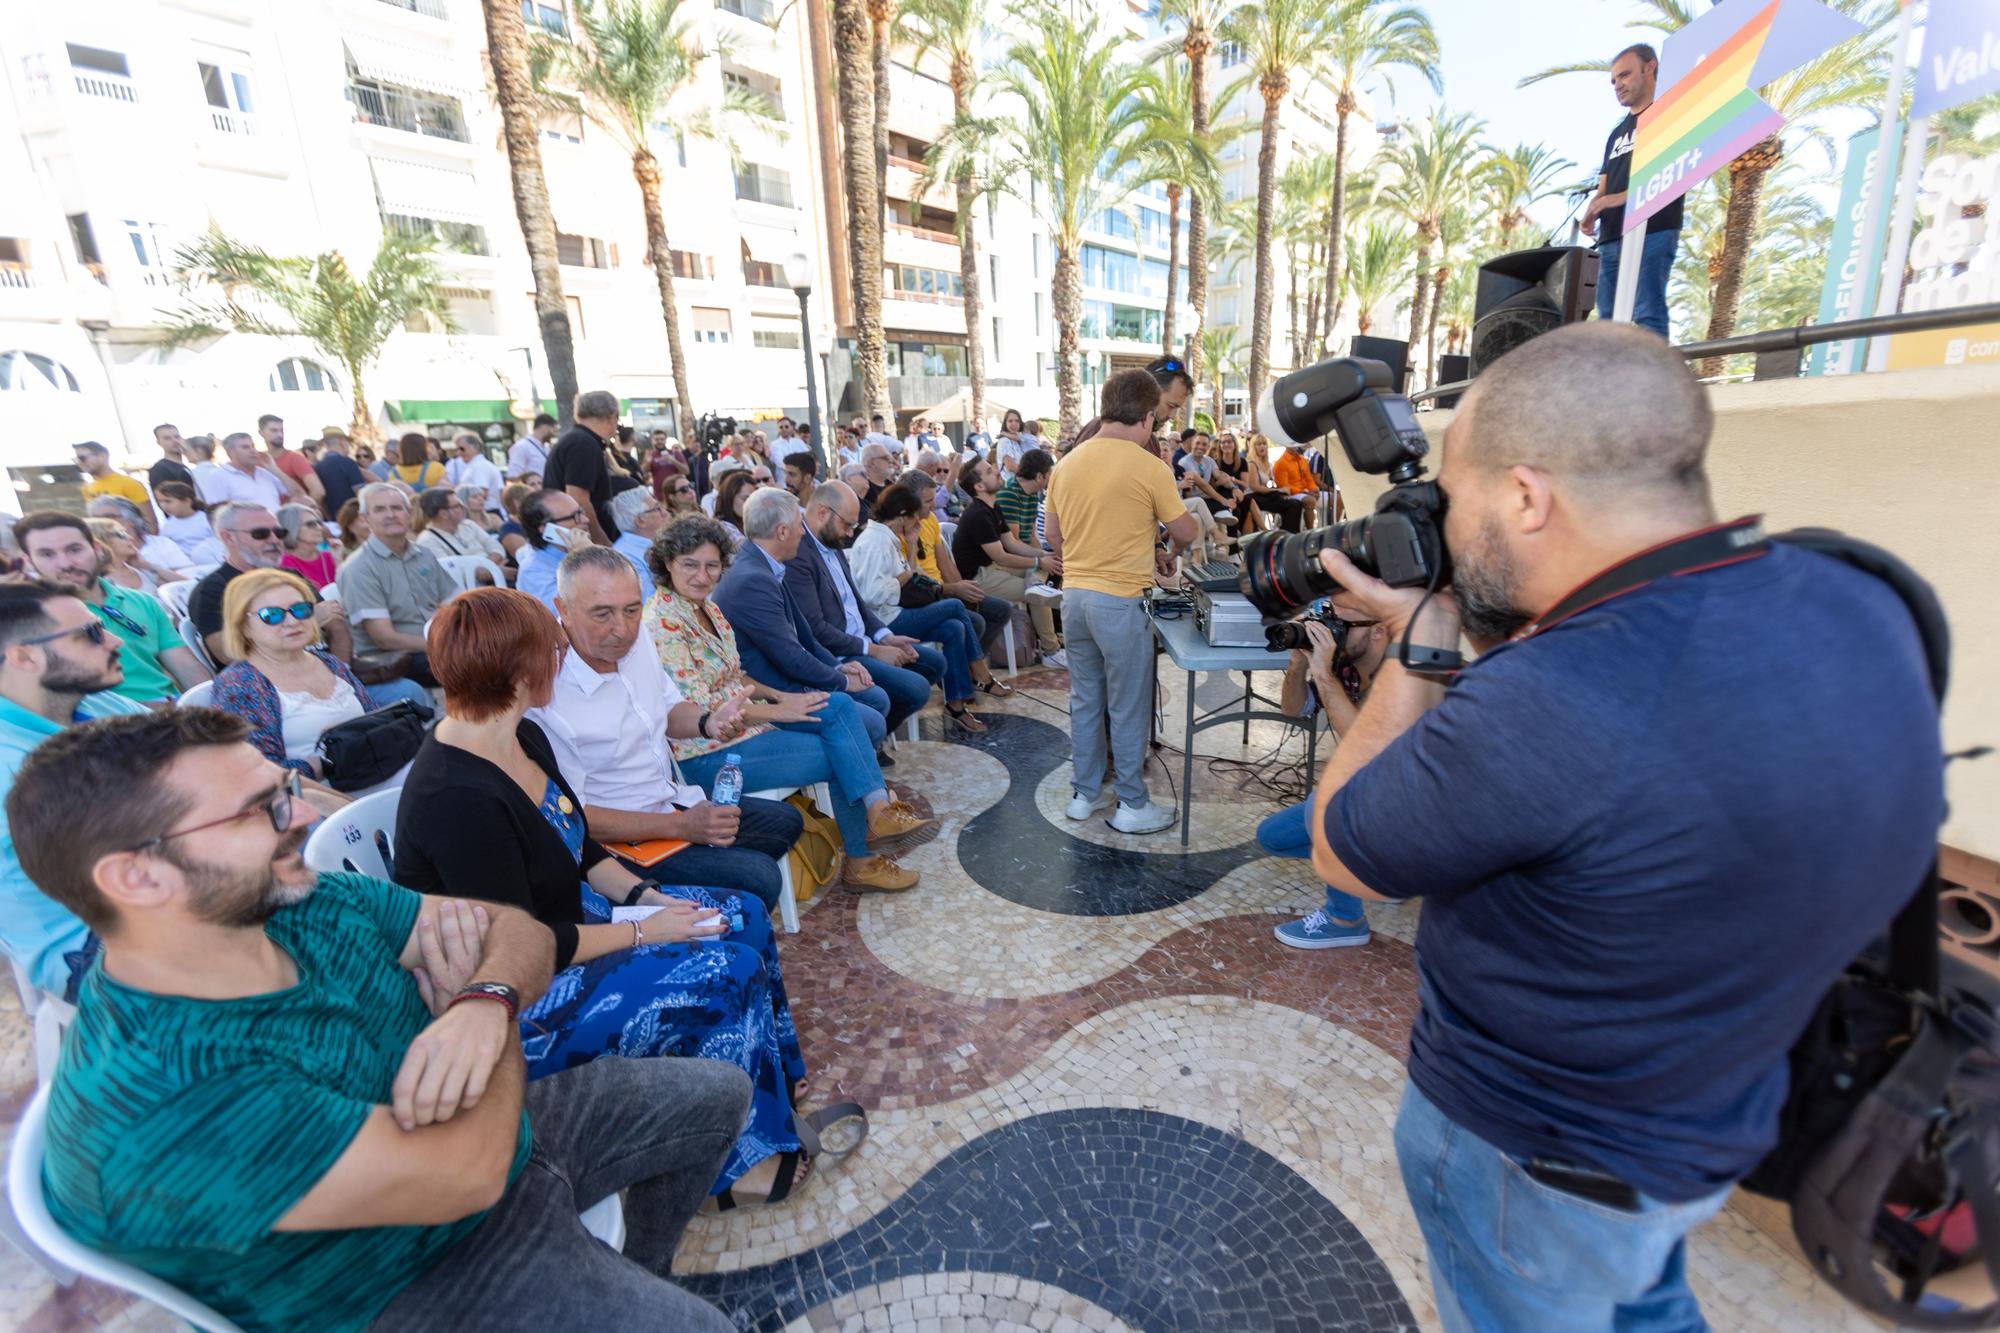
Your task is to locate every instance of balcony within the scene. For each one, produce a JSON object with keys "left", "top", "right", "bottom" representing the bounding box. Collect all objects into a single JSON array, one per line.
[
  {"left": 384, "top": 212, "right": 490, "bottom": 256},
  {"left": 0, "top": 264, "right": 38, "bottom": 290},
  {"left": 732, "top": 169, "right": 795, "bottom": 209},
  {"left": 74, "top": 71, "right": 136, "bottom": 103},
  {"left": 888, "top": 220, "right": 955, "bottom": 246},
  {"left": 378, "top": 0, "right": 449, "bottom": 14},
  {"left": 718, "top": 0, "right": 777, "bottom": 22},
  {"left": 347, "top": 81, "right": 470, "bottom": 143},
  {"left": 208, "top": 106, "right": 258, "bottom": 136}
]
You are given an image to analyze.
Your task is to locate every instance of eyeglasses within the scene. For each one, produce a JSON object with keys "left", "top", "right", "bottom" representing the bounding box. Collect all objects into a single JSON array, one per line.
[
  {"left": 129, "top": 771, "right": 302, "bottom": 853},
  {"left": 98, "top": 603, "right": 146, "bottom": 639},
  {"left": 548, "top": 509, "right": 586, "bottom": 525},
  {"left": 231, "top": 526, "right": 280, "bottom": 542},
  {"left": 254, "top": 602, "right": 314, "bottom": 626},
  {"left": 441, "top": 502, "right": 465, "bottom": 513},
  {"left": 667, "top": 485, "right": 692, "bottom": 496},
  {"left": 21, "top": 621, "right": 109, "bottom": 649}
]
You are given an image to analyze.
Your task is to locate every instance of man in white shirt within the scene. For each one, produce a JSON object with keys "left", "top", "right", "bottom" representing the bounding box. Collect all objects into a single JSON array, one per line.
[
  {"left": 608, "top": 486, "right": 669, "bottom": 601},
  {"left": 508, "top": 414, "right": 556, "bottom": 481},
  {"left": 196, "top": 432, "right": 288, "bottom": 512},
  {"left": 861, "top": 413, "right": 900, "bottom": 456},
  {"left": 445, "top": 433, "right": 506, "bottom": 512},
  {"left": 768, "top": 418, "right": 812, "bottom": 467},
  {"left": 531, "top": 546, "right": 804, "bottom": 911}
]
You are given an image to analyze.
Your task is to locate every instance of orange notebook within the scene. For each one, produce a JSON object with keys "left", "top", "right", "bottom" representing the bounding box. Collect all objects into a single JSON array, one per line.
[{"left": 603, "top": 838, "right": 690, "bottom": 867}]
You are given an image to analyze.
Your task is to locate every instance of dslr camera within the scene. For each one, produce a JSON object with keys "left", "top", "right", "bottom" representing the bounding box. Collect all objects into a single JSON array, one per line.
[
  {"left": 1239, "top": 358, "right": 1448, "bottom": 617},
  {"left": 1264, "top": 603, "right": 1349, "bottom": 653},
  {"left": 697, "top": 413, "right": 739, "bottom": 454}
]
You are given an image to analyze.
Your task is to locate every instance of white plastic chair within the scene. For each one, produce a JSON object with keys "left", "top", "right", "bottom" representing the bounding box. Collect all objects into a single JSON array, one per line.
[
  {"left": 10, "top": 1085, "right": 241, "bottom": 1329},
  {"left": 156, "top": 580, "right": 197, "bottom": 624},
  {"left": 436, "top": 555, "right": 496, "bottom": 595},
  {"left": 319, "top": 582, "right": 340, "bottom": 602},
  {"left": 301, "top": 787, "right": 404, "bottom": 878},
  {"left": 178, "top": 615, "right": 218, "bottom": 674},
  {"left": 184, "top": 563, "right": 220, "bottom": 581},
  {"left": 177, "top": 680, "right": 216, "bottom": 709}
]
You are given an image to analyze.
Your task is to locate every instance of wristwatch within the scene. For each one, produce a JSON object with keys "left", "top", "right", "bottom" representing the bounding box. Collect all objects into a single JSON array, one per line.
[
  {"left": 449, "top": 981, "right": 520, "bottom": 1023},
  {"left": 622, "top": 880, "right": 659, "bottom": 907}
]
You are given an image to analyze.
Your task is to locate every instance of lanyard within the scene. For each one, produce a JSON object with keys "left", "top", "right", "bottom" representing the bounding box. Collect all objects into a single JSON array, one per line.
[{"left": 1512, "top": 515, "right": 1771, "bottom": 643}]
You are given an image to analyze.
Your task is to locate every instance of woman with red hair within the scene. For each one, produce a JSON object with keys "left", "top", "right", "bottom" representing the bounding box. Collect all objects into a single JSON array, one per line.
[{"left": 390, "top": 588, "right": 829, "bottom": 1208}]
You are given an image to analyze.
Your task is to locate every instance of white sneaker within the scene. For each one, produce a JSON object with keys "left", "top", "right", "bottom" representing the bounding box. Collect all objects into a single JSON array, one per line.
[
  {"left": 1065, "top": 789, "right": 1115, "bottom": 821},
  {"left": 1108, "top": 801, "right": 1175, "bottom": 835},
  {"left": 1039, "top": 647, "right": 1069, "bottom": 668},
  {"left": 1025, "top": 583, "right": 1063, "bottom": 601}
]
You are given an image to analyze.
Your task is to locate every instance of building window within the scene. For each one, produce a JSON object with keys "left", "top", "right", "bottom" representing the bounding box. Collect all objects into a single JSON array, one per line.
[
  {"left": 122, "top": 220, "right": 173, "bottom": 283},
  {"left": 566, "top": 294, "right": 586, "bottom": 338},
  {"left": 383, "top": 213, "right": 490, "bottom": 255},
  {"left": 692, "top": 307, "right": 732, "bottom": 345},
  {"left": 268, "top": 358, "right": 340, "bottom": 394},
  {"left": 741, "top": 244, "right": 786, "bottom": 288},
  {"left": 66, "top": 215, "right": 103, "bottom": 273},
  {"left": 650, "top": 122, "right": 686, "bottom": 167},
  {"left": 752, "top": 327, "right": 800, "bottom": 349},
  {"left": 886, "top": 341, "right": 966, "bottom": 377},
  {"left": 886, "top": 264, "right": 963, "bottom": 302},
  {"left": 990, "top": 316, "right": 1003, "bottom": 363},
  {"left": 0, "top": 352, "right": 82, "bottom": 393},
  {"left": 718, "top": 0, "right": 777, "bottom": 21},
  {"left": 1033, "top": 291, "right": 1042, "bottom": 336},
  {"left": 520, "top": 0, "right": 569, "bottom": 38},
  {"left": 197, "top": 61, "right": 258, "bottom": 134},
  {"left": 667, "top": 249, "right": 713, "bottom": 280},
  {"left": 67, "top": 43, "right": 135, "bottom": 101},
  {"left": 1218, "top": 40, "right": 1245, "bottom": 68},
  {"left": 1079, "top": 299, "right": 1161, "bottom": 344},
  {"left": 555, "top": 232, "right": 611, "bottom": 269},
  {"left": 540, "top": 110, "right": 583, "bottom": 144},
  {"left": 988, "top": 255, "right": 999, "bottom": 291},
  {"left": 347, "top": 74, "right": 469, "bottom": 142},
  {"left": 733, "top": 164, "right": 794, "bottom": 208}
]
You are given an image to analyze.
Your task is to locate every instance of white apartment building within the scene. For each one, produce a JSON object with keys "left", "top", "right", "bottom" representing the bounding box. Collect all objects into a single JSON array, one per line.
[{"left": 0, "top": 0, "right": 859, "bottom": 509}]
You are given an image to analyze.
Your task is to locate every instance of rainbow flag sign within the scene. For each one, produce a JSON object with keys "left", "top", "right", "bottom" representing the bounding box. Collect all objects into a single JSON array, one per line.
[{"left": 1624, "top": 0, "right": 1867, "bottom": 234}]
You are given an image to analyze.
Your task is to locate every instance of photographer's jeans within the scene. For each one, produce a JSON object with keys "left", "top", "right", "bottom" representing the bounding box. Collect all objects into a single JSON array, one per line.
[
  {"left": 1394, "top": 1082, "right": 1731, "bottom": 1333},
  {"left": 1064, "top": 589, "right": 1155, "bottom": 808},
  {"left": 1594, "top": 229, "right": 1681, "bottom": 341},
  {"left": 1255, "top": 801, "right": 1365, "bottom": 922}
]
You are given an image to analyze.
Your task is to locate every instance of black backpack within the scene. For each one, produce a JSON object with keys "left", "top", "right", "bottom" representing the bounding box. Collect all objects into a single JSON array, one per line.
[{"left": 1741, "top": 529, "right": 1998, "bottom": 1327}]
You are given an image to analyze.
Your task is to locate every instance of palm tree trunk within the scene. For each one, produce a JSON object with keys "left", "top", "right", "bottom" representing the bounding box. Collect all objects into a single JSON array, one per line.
[
  {"left": 949, "top": 54, "right": 986, "bottom": 442},
  {"left": 1357, "top": 308, "right": 1372, "bottom": 335},
  {"left": 1700, "top": 135, "right": 1781, "bottom": 377},
  {"left": 1183, "top": 31, "right": 1212, "bottom": 416},
  {"left": 1249, "top": 79, "right": 1283, "bottom": 429},
  {"left": 1053, "top": 245, "right": 1083, "bottom": 442},
  {"left": 1286, "top": 237, "right": 1301, "bottom": 369},
  {"left": 633, "top": 151, "right": 697, "bottom": 428},
  {"left": 481, "top": 0, "right": 577, "bottom": 429},
  {"left": 345, "top": 358, "right": 373, "bottom": 446},
  {"left": 1164, "top": 184, "right": 1182, "bottom": 363},
  {"left": 869, "top": 0, "right": 893, "bottom": 226},
  {"left": 1425, "top": 266, "right": 1445, "bottom": 388},
  {"left": 835, "top": 0, "right": 890, "bottom": 421},
  {"left": 1406, "top": 234, "right": 1433, "bottom": 384},
  {"left": 1304, "top": 219, "right": 1324, "bottom": 359},
  {"left": 1323, "top": 100, "right": 1352, "bottom": 352}
]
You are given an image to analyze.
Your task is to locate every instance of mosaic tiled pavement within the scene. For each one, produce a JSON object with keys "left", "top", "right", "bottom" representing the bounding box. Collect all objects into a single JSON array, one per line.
[{"left": 0, "top": 667, "right": 1887, "bottom": 1331}]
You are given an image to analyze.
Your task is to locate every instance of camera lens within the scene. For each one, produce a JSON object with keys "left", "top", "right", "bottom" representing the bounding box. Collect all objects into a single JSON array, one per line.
[
  {"left": 1240, "top": 522, "right": 1369, "bottom": 617},
  {"left": 1263, "top": 620, "right": 1311, "bottom": 652}
]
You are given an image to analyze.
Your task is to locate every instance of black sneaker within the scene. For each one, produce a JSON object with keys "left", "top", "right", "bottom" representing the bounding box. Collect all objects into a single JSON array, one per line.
[{"left": 875, "top": 746, "right": 896, "bottom": 768}]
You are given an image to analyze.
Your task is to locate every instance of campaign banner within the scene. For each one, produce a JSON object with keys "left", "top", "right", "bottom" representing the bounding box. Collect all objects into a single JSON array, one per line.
[
  {"left": 1912, "top": 0, "right": 2000, "bottom": 118},
  {"left": 1626, "top": 0, "right": 1867, "bottom": 234},
  {"left": 1807, "top": 125, "right": 1899, "bottom": 375}
]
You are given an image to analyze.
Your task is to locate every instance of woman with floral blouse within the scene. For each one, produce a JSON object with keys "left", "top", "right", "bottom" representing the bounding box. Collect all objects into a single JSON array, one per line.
[{"left": 642, "top": 514, "right": 927, "bottom": 893}]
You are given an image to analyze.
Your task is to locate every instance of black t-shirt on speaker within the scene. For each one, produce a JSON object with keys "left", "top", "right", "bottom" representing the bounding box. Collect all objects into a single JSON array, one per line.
[{"left": 1598, "top": 110, "right": 1683, "bottom": 240}]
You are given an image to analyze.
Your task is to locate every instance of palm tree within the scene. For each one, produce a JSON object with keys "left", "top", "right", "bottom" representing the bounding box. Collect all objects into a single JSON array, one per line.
[
  {"left": 1373, "top": 106, "right": 1488, "bottom": 383},
  {"left": 165, "top": 232, "right": 453, "bottom": 443},
  {"left": 482, "top": 0, "right": 578, "bottom": 428},
  {"left": 1156, "top": 0, "right": 1244, "bottom": 407},
  {"left": 1222, "top": 0, "right": 1342, "bottom": 423},
  {"left": 1344, "top": 219, "right": 1415, "bottom": 336},
  {"left": 1422, "top": 202, "right": 1474, "bottom": 387},
  {"left": 1670, "top": 167, "right": 1827, "bottom": 359},
  {"left": 868, "top": 0, "right": 896, "bottom": 198},
  {"left": 1485, "top": 141, "right": 1575, "bottom": 251},
  {"left": 834, "top": 0, "right": 891, "bottom": 419},
  {"left": 1521, "top": 0, "right": 1889, "bottom": 373},
  {"left": 1134, "top": 60, "right": 1225, "bottom": 384},
  {"left": 905, "top": 0, "right": 989, "bottom": 436},
  {"left": 533, "top": 0, "right": 778, "bottom": 429},
  {"left": 1199, "top": 325, "right": 1242, "bottom": 428},
  {"left": 1278, "top": 150, "right": 1334, "bottom": 363},
  {"left": 947, "top": 7, "right": 1156, "bottom": 439},
  {"left": 1317, "top": 0, "right": 1441, "bottom": 353}
]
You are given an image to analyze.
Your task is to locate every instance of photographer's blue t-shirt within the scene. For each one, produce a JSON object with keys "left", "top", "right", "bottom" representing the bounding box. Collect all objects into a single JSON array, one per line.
[{"left": 1329, "top": 543, "right": 1943, "bottom": 1202}]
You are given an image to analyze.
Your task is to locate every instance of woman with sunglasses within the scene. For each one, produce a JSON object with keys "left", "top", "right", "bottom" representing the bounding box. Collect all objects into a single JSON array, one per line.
[{"left": 209, "top": 568, "right": 393, "bottom": 786}]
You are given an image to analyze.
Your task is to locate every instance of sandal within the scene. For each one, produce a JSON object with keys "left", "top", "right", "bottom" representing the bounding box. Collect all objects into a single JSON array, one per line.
[
  {"left": 945, "top": 703, "right": 987, "bottom": 733},
  {"left": 976, "top": 677, "right": 1014, "bottom": 697},
  {"left": 710, "top": 1101, "right": 868, "bottom": 1212}
]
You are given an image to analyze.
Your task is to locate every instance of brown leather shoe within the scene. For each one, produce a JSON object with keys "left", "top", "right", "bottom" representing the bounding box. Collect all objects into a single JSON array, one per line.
[
  {"left": 867, "top": 800, "right": 935, "bottom": 844},
  {"left": 843, "top": 854, "right": 918, "bottom": 892}
]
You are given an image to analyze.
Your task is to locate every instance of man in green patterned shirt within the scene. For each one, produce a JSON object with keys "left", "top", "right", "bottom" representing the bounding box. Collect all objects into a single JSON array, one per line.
[{"left": 10, "top": 710, "right": 748, "bottom": 1333}]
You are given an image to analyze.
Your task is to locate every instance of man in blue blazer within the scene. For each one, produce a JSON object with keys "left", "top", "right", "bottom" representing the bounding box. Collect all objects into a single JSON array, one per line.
[
  {"left": 787, "top": 482, "right": 943, "bottom": 736},
  {"left": 713, "top": 486, "right": 890, "bottom": 747}
]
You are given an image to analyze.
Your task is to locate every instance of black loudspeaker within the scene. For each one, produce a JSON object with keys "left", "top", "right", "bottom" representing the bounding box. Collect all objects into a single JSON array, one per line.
[
  {"left": 1470, "top": 247, "right": 1600, "bottom": 375},
  {"left": 1349, "top": 336, "right": 1410, "bottom": 394},
  {"left": 1435, "top": 354, "right": 1471, "bottom": 408}
]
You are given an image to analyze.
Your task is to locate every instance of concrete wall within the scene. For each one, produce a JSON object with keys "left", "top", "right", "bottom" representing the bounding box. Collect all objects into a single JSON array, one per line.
[{"left": 1335, "top": 363, "right": 2000, "bottom": 859}]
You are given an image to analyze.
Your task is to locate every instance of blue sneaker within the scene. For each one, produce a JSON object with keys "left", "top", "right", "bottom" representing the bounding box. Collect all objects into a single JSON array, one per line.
[{"left": 1274, "top": 909, "right": 1371, "bottom": 950}]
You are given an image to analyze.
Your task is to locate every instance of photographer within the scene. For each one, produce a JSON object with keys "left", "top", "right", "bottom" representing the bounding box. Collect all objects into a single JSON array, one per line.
[
  {"left": 1259, "top": 613, "right": 1389, "bottom": 949},
  {"left": 1304, "top": 323, "right": 1942, "bottom": 1329}
]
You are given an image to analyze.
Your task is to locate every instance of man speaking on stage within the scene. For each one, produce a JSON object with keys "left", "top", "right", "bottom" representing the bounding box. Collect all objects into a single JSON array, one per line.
[{"left": 1584, "top": 43, "right": 1682, "bottom": 339}]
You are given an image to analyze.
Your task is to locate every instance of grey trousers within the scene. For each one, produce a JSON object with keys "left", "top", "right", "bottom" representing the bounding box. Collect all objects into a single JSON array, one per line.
[
  {"left": 370, "top": 1056, "right": 751, "bottom": 1332},
  {"left": 1064, "top": 587, "right": 1155, "bottom": 807}
]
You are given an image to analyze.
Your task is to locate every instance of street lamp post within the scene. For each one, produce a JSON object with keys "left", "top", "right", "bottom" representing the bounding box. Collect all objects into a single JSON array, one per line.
[{"left": 783, "top": 251, "right": 825, "bottom": 468}]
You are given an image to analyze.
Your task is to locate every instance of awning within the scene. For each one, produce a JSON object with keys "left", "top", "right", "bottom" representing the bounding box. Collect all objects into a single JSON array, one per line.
[
  {"left": 343, "top": 33, "right": 476, "bottom": 98},
  {"left": 371, "top": 158, "right": 482, "bottom": 225}
]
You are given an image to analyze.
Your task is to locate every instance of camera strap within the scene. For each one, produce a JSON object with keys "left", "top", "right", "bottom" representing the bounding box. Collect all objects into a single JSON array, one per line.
[{"left": 1512, "top": 515, "right": 1771, "bottom": 643}]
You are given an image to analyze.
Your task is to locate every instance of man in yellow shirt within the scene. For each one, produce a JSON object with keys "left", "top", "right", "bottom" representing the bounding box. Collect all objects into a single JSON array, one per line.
[
  {"left": 74, "top": 442, "right": 154, "bottom": 533},
  {"left": 1045, "top": 368, "right": 1199, "bottom": 835}
]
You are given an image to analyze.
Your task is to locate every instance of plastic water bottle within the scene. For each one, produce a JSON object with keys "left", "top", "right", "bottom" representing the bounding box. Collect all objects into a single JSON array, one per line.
[{"left": 711, "top": 753, "right": 744, "bottom": 808}]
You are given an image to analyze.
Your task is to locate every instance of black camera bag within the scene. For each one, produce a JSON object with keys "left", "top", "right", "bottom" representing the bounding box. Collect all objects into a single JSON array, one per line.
[
  {"left": 1738, "top": 530, "right": 2000, "bottom": 1327},
  {"left": 317, "top": 697, "right": 432, "bottom": 794}
]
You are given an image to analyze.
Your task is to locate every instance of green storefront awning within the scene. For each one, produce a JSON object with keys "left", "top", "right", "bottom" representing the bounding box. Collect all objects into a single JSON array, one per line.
[{"left": 387, "top": 398, "right": 652, "bottom": 425}]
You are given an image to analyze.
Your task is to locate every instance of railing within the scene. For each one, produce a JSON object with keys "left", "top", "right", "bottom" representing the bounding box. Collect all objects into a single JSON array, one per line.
[
  {"left": 742, "top": 261, "right": 788, "bottom": 288},
  {"left": 209, "top": 107, "right": 257, "bottom": 136},
  {"left": 888, "top": 221, "right": 957, "bottom": 245},
  {"left": 0, "top": 264, "right": 37, "bottom": 290},
  {"left": 718, "top": 0, "right": 776, "bottom": 21},
  {"left": 378, "top": 0, "right": 449, "bottom": 15},
  {"left": 887, "top": 153, "right": 926, "bottom": 173},
  {"left": 885, "top": 288, "right": 963, "bottom": 307},
  {"left": 347, "top": 82, "right": 470, "bottom": 143},
  {"left": 74, "top": 71, "right": 135, "bottom": 102},
  {"left": 733, "top": 172, "right": 795, "bottom": 208},
  {"left": 383, "top": 212, "right": 491, "bottom": 256}
]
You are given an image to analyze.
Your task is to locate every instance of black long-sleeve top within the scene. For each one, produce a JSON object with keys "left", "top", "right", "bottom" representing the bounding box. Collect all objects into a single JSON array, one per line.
[{"left": 392, "top": 719, "right": 609, "bottom": 969}]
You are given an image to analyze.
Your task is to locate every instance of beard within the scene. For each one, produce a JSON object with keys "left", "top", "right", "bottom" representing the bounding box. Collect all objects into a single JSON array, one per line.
[
  {"left": 1452, "top": 513, "right": 1535, "bottom": 642},
  {"left": 814, "top": 521, "right": 852, "bottom": 550},
  {"left": 41, "top": 644, "right": 120, "bottom": 695},
  {"left": 165, "top": 825, "right": 316, "bottom": 929}
]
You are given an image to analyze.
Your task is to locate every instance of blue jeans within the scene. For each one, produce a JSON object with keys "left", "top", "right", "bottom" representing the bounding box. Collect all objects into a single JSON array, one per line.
[
  {"left": 1595, "top": 229, "right": 1681, "bottom": 340},
  {"left": 847, "top": 650, "right": 941, "bottom": 733},
  {"left": 1255, "top": 800, "right": 1364, "bottom": 923},
  {"left": 1394, "top": 1082, "right": 1731, "bottom": 1333},
  {"left": 845, "top": 683, "right": 890, "bottom": 745},
  {"left": 367, "top": 676, "right": 433, "bottom": 709},
  {"left": 680, "top": 693, "right": 887, "bottom": 856},
  {"left": 636, "top": 796, "right": 802, "bottom": 911},
  {"left": 889, "top": 599, "right": 985, "bottom": 702}
]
